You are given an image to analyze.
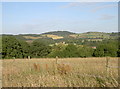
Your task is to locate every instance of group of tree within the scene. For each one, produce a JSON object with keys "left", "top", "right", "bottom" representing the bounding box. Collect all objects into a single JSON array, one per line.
[
  {"left": 2, "top": 36, "right": 51, "bottom": 59},
  {"left": 93, "top": 40, "right": 119, "bottom": 57},
  {"left": 48, "top": 44, "right": 93, "bottom": 58},
  {"left": 1, "top": 35, "right": 120, "bottom": 59}
]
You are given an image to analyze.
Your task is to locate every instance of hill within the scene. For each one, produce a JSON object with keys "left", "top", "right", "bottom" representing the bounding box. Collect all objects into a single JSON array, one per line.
[
  {"left": 42, "top": 31, "right": 75, "bottom": 36},
  {"left": 2, "top": 31, "right": 119, "bottom": 44}
]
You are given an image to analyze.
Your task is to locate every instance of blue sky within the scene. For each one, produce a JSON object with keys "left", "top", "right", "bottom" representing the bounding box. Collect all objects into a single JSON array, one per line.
[{"left": 2, "top": 2, "right": 118, "bottom": 34}]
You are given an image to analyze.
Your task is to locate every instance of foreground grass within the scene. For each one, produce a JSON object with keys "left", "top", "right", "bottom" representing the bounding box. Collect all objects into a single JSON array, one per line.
[{"left": 2, "top": 57, "right": 118, "bottom": 87}]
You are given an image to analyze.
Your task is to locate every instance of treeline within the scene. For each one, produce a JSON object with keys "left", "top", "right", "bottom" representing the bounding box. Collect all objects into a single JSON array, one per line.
[{"left": 2, "top": 36, "right": 120, "bottom": 59}]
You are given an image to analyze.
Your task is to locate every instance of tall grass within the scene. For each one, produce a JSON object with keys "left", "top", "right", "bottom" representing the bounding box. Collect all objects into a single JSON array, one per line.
[{"left": 2, "top": 57, "right": 118, "bottom": 87}]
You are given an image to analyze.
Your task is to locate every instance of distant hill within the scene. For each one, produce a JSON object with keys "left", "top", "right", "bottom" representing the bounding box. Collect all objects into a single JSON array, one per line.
[
  {"left": 42, "top": 31, "right": 75, "bottom": 36},
  {"left": 2, "top": 31, "right": 119, "bottom": 44}
]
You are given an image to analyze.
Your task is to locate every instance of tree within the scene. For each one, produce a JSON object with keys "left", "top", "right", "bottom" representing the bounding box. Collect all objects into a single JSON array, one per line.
[
  {"left": 117, "top": 41, "right": 120, "bottom": 57},
  {"left": 2, "top": 36, "right": 29, "bottom": 59},
  {"left": 30, "top": 40, "right": 51, "bottom": 58},
  {"left": 18, "top": 40, "right": 31, "bottom": 58},
  {"left": 47, "top": 44, "right": 66, "bottom": 58},
  {"left": 48, "top": 44, "right": 94, "bottom": 58},
  {"left": 77, "top": 46, "right": 93, "bottom": 57},
  {"left": 93, "top": 41, "right": 118, "bottom": 57},
  {"left": 63, "top": 44, "right": 78, "bottom": 57}
]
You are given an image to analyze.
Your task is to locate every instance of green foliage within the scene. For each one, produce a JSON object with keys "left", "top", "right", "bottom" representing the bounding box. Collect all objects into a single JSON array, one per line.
[
  {"left": 48, "top": 44, "right": 93, "bottom": 58},
  {"left": 62, "top": 44, "right": 78, "bottom": 58},
  {"left": 2, "top": 36, "right": 30, "bottom": 59},
  {"left": 48, "top": 44, "right": 66, "bottom": 58},
  {"left": 117, "top": 49, "right": 120, "bottom": 57},
  {"left": 2, "top": 36, "right": 52, "bottom": 59},
  {"left": 117, "top": 41, "right": 120, "bottom": 57},
  {"left": 0, "top": 36, "right": 2, "bottom": 53},
  {"left": 18, "top": 40, "right": 31, "bottom": 58},
  {"left": 43, "top": 31, "right": 75, "bottom": 36},
  {"left": 93, "top": 40, "right": 118, "bottom": 57},
  {"left": 30, "top": 40, "right": 51, "bottom": 58},
  {"left": 2, "top": 32, "right": 119, "bottom": 59},
  {"left": 77, "top": 46, "right": 93, "bottom": 57},
  {"left": 35, "top": 38, "right": 55, "bottom": 45}
]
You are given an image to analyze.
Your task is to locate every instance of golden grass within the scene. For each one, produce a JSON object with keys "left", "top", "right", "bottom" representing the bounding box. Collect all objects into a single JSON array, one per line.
[
  {"left": 2, "top": 57, "right": 118, "bottom": 87},
  {"left": 42, "top": 34, "right": 63, "bottom": 39},
  {"left": 23, "top": 36, "right": 42, "bottom": 40},
  {"left": 57, "top": 63, "right": 72, "bottom": 75},
  {"left": 69, "top": 35, "right": 78, "bottom": 38}
]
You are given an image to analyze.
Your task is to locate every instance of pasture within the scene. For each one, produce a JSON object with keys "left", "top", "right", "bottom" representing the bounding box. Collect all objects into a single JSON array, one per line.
[{"left": 2, "top": 57, "right": 118, "bottom": 87}]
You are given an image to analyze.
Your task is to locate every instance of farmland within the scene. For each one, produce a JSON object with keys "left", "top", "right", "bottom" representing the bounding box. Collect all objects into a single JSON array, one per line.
[{"left": 2, "top": 57, "right": 118, "bottom": 87}]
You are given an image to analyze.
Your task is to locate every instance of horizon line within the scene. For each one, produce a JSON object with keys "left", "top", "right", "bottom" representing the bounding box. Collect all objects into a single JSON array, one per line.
[{"left": 1, "top": 31, "right": 119, "bottom": 35}]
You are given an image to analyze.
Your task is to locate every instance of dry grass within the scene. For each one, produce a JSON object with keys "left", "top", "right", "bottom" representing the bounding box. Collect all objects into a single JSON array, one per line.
[
  {"left": 69, "top": 34, "right": 78, "bottom": 38},
  {"left": 57, "top": 63, "right": 71, "bottom": 75},
  {"left": 42, "top": 34, "right": 63, "bottom": 39},
  {"left": 2, "top": 57, "right": 118, "bottom": 87},
  {"left": 33, "top": 63, "right": 40, "bottom": 71},
  {"left": 23, "top": 36, "right": 42, "bottom": 40}
]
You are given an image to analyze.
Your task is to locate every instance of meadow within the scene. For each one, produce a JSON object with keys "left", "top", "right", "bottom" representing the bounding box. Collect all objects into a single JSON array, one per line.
[{"left": 2, "top": 57, "right": 118, "bottom": 87}]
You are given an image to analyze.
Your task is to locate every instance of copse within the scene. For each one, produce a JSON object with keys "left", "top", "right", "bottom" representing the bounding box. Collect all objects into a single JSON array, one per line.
[
  {"left": 18, "top": 40, "right": 31, "bottom": 58},
  {"left": 2, "top": 36, "right": 119, "bottom": 59},
  {"left": 62, "top": 44, "right": 79, "bottom": 58},
  {"left": 48, "top": 44, "right": 94, "bottom": 58},
  {"left": 2, "top": 36, "right": 30, "bottom": 59},
  {"left": 93, "top": 40, "right": 118, "bottom": 57},
  {"left": 30, "top": 40, "right": 52, "bottom": 58},
  {"left": 77, "top": 46, "right": 94, "bottom": 57}
]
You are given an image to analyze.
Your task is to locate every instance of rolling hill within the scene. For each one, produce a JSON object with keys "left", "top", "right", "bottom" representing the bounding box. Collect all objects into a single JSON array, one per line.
[
  {"left": 42, "top": 31, "right": 75, "bottom": 36},
  {"left": 2, "top": 31, "right": 119, "bottom": 44}
]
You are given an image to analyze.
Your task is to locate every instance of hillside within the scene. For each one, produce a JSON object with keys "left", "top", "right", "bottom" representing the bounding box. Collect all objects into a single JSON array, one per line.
[
  {"left": 2, "top": 31, "right": 119, "bottom": 44},
  {"left": 42, "top": 31, "right": 75, "bottom": 36}
]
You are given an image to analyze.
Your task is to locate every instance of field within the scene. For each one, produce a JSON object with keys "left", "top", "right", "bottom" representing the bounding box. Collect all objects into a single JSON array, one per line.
[
  {"left": 23, "top": 36, "right": 42, "bottom": 40},
  {"left": 2, "top": 57, "right": 118, "bottom": 87},
  {"left": 42, "top": 34, "right": 64, "bottom": 39}
]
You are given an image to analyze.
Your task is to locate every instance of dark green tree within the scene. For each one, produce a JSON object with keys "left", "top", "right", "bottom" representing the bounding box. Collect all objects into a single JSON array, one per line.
[
  {"left": 18, "top": 40, "right": 31, "bottom": 58},
  {"left": 62, "top": 44, "right": 78, "bottom": 57},
  {"left": 2, "top": 36, "right": 29, "bottom": 59},
  {"left": 93, "top": 41, "right": 118, "bottom": 57},
  {"left": 77, "top": 46, "right": 93, "bottom": 57},
  {"left": 30, "top": 40, "right": 51, "bottom": 58}
]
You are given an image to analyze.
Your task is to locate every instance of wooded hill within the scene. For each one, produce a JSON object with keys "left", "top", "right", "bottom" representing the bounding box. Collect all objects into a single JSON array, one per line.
[
  {"left": 1, "top": 31, "right": 120, "bottom": 59},
  {"left": 3, "top": 31, "right": 119, "bottom": 44}
]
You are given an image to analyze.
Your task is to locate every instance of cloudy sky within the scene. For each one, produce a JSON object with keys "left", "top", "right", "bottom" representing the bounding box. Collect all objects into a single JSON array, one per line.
[{"left": 2, "top": 2, "right": 118, "bottom": 34}]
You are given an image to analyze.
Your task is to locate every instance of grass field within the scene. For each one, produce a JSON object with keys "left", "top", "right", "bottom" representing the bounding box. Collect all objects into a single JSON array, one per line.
[
  {"left": 2, "top": 57, "right": 118, "bottom": 87},
  {"left": 42, "top": 34, "right": 64, "bottom": 39},
  {"left": 23, "top": 36, "right": 42, "bottom": 40}
]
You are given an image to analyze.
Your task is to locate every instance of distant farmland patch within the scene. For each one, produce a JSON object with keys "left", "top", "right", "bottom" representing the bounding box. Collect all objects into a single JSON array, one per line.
[
  {"left": 23, "top": 36, "right": 42, "bottom": 40},
  {"left": 69, "top": 34, "right": 78, "bottom": 38},
  {"left": 42, "top": 34, "right": 64, "bottom": 39}
]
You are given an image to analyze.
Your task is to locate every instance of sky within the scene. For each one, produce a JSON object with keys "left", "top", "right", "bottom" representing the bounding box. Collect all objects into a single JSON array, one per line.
[{"left": 2, "top": 2, "right": 118, "bottom": 34}]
